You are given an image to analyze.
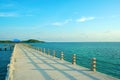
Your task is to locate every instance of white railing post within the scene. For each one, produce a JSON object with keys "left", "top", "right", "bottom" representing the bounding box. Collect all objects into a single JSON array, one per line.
[
  {"left": 60, "top": 51, "right": 64, "bottom": 60},
  {"left": 92, "top": 58, "right": 96, "bottom": 72},
  {"left": 72, "top": 54, "right": 76, "bottom": 65}
]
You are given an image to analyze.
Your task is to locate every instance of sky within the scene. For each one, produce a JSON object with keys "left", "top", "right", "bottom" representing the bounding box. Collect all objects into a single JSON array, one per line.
[{"left": 0, "top": 0, "right": 120, "bottom": 42}]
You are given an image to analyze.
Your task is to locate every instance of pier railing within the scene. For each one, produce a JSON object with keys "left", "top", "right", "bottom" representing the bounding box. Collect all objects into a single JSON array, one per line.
[
  {"left": 0, "top": 46, "right": 14, "bottom": 51},
  {"left": 29, "top": 47, "right": 97, "bottom": 71},
  {"left": 22, "top": 44, "right": 120, "bottom": 79}
]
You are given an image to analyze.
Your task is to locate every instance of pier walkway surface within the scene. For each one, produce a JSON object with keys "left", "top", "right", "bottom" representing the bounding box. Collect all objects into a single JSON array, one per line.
[{"left": 6, "top": 44, "right": 119, "bottom": 80}]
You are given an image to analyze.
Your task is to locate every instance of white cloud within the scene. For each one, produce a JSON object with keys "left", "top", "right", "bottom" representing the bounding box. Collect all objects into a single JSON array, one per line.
[
  {"left": 76, "top": 17, "right": 86, "bottom": 22},
  {"left": 52, "top": 17, "right": 95, "bottom": 26},
  {"left": 76, "top": 17, "right": 95, "bottom": 22},
  {"left": 0, "top": 12, "right": 19, "bottom": 17},
  {"left": 0, "top": 12, "right": 33, "bottom": 17},
  {"left": 52, "top": 22, "right": 62, "bottom": 26},
  {"left": 52, "top": 19, "right": 72, "bottom": 26}
]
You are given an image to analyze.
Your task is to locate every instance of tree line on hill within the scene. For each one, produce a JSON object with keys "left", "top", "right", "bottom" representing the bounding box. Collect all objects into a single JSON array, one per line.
[{"left": 0, "top": 39, "right": 45, "bottom": 43}]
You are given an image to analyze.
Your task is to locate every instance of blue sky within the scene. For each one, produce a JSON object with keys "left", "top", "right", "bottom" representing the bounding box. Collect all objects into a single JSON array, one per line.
[{"left": 0, "top": 0, "right": 120, "bottom": 42}]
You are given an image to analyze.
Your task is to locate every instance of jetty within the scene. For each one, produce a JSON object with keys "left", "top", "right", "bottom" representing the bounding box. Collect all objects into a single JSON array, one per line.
[{"left": 6, "top": 44, "right": 119, "bottom": 80}]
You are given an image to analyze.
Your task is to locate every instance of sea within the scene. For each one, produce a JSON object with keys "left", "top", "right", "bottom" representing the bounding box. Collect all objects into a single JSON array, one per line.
[
  {"left": 0, "top": 42, "right": 120, "bottom": 79},
  {"left": 0, "top": 44, "right": 13, "bottom": 80}
]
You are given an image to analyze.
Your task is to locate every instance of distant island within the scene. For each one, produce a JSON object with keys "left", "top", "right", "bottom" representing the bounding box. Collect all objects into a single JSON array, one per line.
[
  {"left": 0, "top": 39, "right": 45, "bottom": 43},
  {"left": 22, "top": 39, "right": 45, "bottom": 43}
]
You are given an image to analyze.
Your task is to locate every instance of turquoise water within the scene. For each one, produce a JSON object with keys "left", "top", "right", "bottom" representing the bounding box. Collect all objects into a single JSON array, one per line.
[
  {"left": 30, "top": 42, "right": 120, "bottom": 79},
  {"left": 0, "top": 44, "right": 13, "bottom": 80}
]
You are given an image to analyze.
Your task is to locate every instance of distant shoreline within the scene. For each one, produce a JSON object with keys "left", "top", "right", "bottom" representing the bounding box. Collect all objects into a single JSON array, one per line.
[{"left": 0, "top": 39, "right": 45, "bottom": 43}]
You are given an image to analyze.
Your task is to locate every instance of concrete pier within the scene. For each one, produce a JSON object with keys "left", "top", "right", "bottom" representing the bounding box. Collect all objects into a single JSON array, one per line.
[{"left": 6, "top": 44, "right": 119, "bottom": 80}]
